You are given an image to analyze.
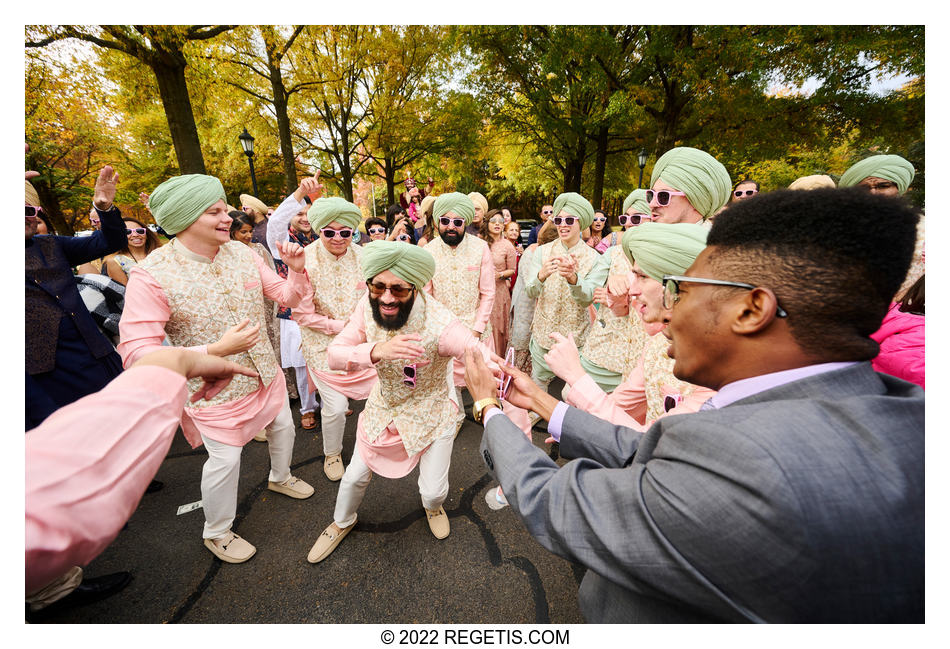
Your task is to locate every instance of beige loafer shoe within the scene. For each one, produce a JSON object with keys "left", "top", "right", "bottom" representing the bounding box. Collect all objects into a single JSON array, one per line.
[
  {"left": 268, "top": 475, "right": 314, "bottom": 499},
  {"left": 203, "top": 531, "right": 256, "bottom": 563},
  {"left": 425, "top": 506, "right": 450, "bottom": 539},
  {"left": 253, "top": 431, "right": 267, "bottom": 442},
  {"left": 324, "top": 454, "right": 344, "bottom": 481},
  {"left": 308, "top": 519, "right": 356, "bottom": 563}
]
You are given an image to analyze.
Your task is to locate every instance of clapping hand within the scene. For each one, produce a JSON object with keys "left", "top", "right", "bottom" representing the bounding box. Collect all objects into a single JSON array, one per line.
[{"left": 544, "top": 333, "right": 586, "bottom": 385}]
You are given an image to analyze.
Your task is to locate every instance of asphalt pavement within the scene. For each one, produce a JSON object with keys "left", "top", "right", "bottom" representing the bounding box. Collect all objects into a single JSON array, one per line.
[{"left": 35, "top": 382, "right": 586, "bottom": 624}]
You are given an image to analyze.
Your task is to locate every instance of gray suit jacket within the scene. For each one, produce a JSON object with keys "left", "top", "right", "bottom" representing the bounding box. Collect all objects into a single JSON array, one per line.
[{"left": 480, "top": 362, "right": 924, "bottom": 623}]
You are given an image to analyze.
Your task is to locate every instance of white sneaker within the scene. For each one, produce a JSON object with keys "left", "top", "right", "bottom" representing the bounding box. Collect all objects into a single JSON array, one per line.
[{"left": 484, "top": 486, "right": 509, "bottom": 510}]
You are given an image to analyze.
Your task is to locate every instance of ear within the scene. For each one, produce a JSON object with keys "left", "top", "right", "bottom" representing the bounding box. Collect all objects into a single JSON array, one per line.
[{"left": 730, "top": 287, "right": 782, "bottom": 335}]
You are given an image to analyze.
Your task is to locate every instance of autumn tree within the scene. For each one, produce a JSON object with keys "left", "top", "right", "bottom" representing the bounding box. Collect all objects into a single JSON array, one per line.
[{"left": 26, "top": 25, "right": 234, "bottom": 174}]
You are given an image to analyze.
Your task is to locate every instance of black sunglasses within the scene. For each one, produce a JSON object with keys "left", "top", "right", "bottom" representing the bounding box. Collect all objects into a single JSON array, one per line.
[
  {"left": 368, "top": 282, "right": 415, "bottom": 299},
  {"left": 26, "top": 205, "right": 43, "bottom": 218},
  {"left": 439, "top": 216, "right": 465, "bottom": 228},
  {"left": 552, "top": 216, "right": 576, "bottom": 226}
]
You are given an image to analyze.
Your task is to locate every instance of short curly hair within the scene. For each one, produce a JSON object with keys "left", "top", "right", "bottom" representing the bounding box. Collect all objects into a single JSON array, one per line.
[{"left": 706, "top": 187, "right": 919, "bottom": 359}]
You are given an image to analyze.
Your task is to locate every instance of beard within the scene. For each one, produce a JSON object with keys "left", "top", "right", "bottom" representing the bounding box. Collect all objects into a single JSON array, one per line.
[
  {"left": 440, "top": 228, "right": 464, "bottom": 246},
  {"left": 370, "top": 293, "right": 416, "bottom": 331}
]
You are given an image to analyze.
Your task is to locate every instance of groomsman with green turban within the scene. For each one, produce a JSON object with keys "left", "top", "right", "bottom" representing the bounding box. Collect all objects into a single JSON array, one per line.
[
  {"left": 119, "top": 174, "right": 316, "bottom": 564},
  {"left": 647, "top": 147, "right": 731, "bottom": 225}
]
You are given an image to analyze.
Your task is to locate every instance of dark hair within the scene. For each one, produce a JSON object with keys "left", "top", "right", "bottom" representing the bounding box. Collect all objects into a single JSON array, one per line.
[
  {"left": 479, "top": 208, "right": 504, "bottom": 242},
  {"left": 229, "top": 212, "right": 255, "bottom": 239},
  {"left": 120, "top": 216, "right": 161, "bottom": 256},
  {"left": 592, "top": 209, "right": 612, "bottom": 235},
  {"left": 735, "top": 178, "right": 760, "bottom": 191},
  {"left": 385, "top": 204, "right": 407, "bottom": 229},
  {"left": 365, "top": 217, "right": 387, "bottom": 233},
  {"left": 706, "top": 187, "right": 920, "bottom": 360},
  {"left": 37, "top": 210, "right": 56, "bottom": 235},
  {"left": 899, "top": 274, "right": 924, "bottom": 315}
]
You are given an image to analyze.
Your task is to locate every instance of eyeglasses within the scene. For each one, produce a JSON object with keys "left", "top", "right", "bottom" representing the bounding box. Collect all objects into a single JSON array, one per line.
[
  {"left": 26, "top": 205, "right": 44, "bottom": 218},
  {"left": 368, "top": 281, "right": 415, "bottom": 299},
  {"left": 320, "top": 228, "right": 353, "bottom": 239},
  {"left": 403, "top": 363, "right": 417, "bottom": 388},
  {"left": 552, "top": 216, "right": 577, "bottom": 226},
  {"left": 592, "top": 216, "right": 607, "bottom": 222},
  {"left": 126, "top": 228, "right": 147, "bottom": 235},
  {"left": 368, "top": 227, "right": 386, "bottom": 235},
  {"left": 397, "top": 233, "right": 411, "bottom": 242},
  {"left": 861, "top": 181, "right": 898, "bottom": 192},
  {"left": 619, "top": 213, "right": 651, "bottom": 226},
  {"left": 542, "top": 209, "right": 553, "bottom": 215},
  {"left": 734, "top": 189, "right": 758, "bottom": 198},
  {"left": 646, "top": 189, "right": 687, "bottom": 206},
  {"left": 439, "top": 216, "right": 465, "bottom": 228},
  {"left": 662, "top": 274, "right": 788, "bottom": 317},
  {"left": 488, "top": 216, "right": 505, "bottom": 224}
]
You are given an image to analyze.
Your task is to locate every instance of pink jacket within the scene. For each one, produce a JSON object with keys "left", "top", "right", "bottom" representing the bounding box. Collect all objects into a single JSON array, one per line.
[{"left": 871, "top": 302, "right": 924, "bottom": 389}]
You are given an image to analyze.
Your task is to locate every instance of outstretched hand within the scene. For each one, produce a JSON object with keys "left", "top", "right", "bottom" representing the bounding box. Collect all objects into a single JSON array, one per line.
[
  {"left": 132, "top": 348, "right": 259, "bottom": 403},
  {"left": 297, "top": 170, "right": 325, "bottom": 201},
  {"left": 544, "top": 333, "right": 585, "bottom": 385},
  {"left": 463, "top": 348, "right": 503, "bottom": 402},
  {"left": 276, "top": 240, "right": 306, "bottom": 273}
]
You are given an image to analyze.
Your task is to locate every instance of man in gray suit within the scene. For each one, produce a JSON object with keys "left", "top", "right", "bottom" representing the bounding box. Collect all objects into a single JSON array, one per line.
[{"left": 464, "top": 187, "right": 924, "bottom": 622}]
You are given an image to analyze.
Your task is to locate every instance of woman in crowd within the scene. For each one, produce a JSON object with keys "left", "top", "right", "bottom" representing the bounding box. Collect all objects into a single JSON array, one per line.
[
  {"left": 102, "top": 217, "right": 162, "bottom": 286},
  {"left": 871, "top": 274, "right": 924, "bottom": 389},
  {"left": 480, "top": 209, "right": 518, "bottom": 354},
  {"left": 504, "top": 220, "right": 523, "bottom": 291},
  {"left": 415, "top": 194, "right": 438, "bottom": 245},
  {"left": 363, "top": 217, "right": 388, "bottom": 244},
  {"left": 586, "top": 209, "right": 617, "bottom": 253},
  {"left": 385, "top": 204, "right": 415, "bottom": 244}
]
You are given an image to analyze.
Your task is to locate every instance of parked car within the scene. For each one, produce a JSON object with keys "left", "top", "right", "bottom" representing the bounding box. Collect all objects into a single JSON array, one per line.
[{"left": 516, "top": 218, "right": 539, "bottom": 247}]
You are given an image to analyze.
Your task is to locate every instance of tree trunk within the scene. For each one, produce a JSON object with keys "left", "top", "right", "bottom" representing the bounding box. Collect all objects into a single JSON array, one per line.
[
  {"left": 150, "top": 58, "right": 207, "bottom": 174},
  {"left": 591, "top": 125, "right": 609, "bottom": 209},
  {"left": 385, "top": 157, "right": 396, "bottom": 205},
  {"left": 268, "top": 67, "right": 297, "bottom": 194},
  {"left": 29, "top": 170, "right": 72, "bottom": 236}
]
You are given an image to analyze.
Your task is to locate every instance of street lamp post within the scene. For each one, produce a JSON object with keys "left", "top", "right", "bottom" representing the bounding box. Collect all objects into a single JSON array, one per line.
[
  {"left": 637, "top": 148, "right": 648, "bottom": 189},
  {"left": 238, "top": 128, "right": 259, "bottom": 197}
]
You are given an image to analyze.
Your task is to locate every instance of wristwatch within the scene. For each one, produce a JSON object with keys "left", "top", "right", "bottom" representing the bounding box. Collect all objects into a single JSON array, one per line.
[{"left": 472, "top": 397, "right": 503, "bottom": 424}]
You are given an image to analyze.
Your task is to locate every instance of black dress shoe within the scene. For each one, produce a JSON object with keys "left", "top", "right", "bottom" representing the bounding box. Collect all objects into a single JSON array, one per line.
[
  {"left": 145, "top": 479, "right": 164, "bottom": 494},
  {"left": 27, "top": 572, "right": 132, "bottom": 621}
]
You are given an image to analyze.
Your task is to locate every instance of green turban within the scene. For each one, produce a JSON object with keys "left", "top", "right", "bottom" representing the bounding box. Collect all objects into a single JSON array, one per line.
[
  {"left": 552, "top": 192, "right": 595, "bottom": 230},
  {"left": 433, "top": 192, "right": 475, "bottom": 225},
  {"left": 622, "top": 189, "right": 650, "bottom": 215},
  {"left": 621, "top": 222, "right": 708, "bottom": 282},
  {"left": 150, "top": 174, "right": 228, "bottom": 235},
  {"left": 839, "top": 154, "right": 915, "bottom": 194},
  {"left": 307, "top": 197, "right": 363, "bottom": 231},
  {"left": 650, "top": 147, "right": 731, "bottom": 220},
  {"left": 360, "top": 240, "right": 436, "bottom": 290}
]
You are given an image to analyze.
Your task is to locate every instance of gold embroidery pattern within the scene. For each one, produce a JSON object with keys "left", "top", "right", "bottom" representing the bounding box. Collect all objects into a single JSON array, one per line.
[
  {"left": 641, "top": 333, "right": 695, "bottom": 423},
  {"left": 580, "top": 247, "right": 648, "bottom": 377},
  {"left": 299, "top": 242, "right": 365, "bottom": 373},
  {"left": 424, "top": 235, "right": 493, "bottom": 342},
  {"left": 531, "top": 240, "right": 599, "bottom": 350},
  {"left": 140, "top": 241, "right": 277, "bottom": 408},
  {"left": 361, "top": 293, "right": 457, "bottom": 456}
]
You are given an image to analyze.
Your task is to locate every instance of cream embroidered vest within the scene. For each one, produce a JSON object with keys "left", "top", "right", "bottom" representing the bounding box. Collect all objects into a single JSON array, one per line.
[
  {"left": 140, "top": 239, "right": 278, "bottom": 408},
  {"left": 361, "top": 292, "right": 457, "bottom": 456},
  {"left": 581, "top": 246, "right": 648, "bottom": 378},
  {"left": 642, "top": 332, "right": 697, "bottom": 424},
  {"left": 299, "top": 241, "right": 365, "bottom": 373},
  {"left": 424, "top": 235, "right": 492, "bottom": 340},
  {"left": 530, "top": 239, "right": 599, "bottom": 350}
]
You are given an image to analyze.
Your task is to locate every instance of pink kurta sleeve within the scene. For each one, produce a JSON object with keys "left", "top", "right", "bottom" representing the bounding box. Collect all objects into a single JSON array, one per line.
[
  {"left": 567, "top": 371, "right": 648, "bottom": 429},
  {"left": 118, "top": 267, "right": 208, "bottom": 368},
  {"left": 291, "top": 282, "right": 346, "bottom": 335},
  {"left": 26, "top": 366, "right": 187, "bottom": 594},
  {"left": 472, "top": 245, "right": 496, "bottom": 334},
  {"left": 254, "top": 251, "right": 308, "bottom": 309},
  {"left": 438, "top": 320, "right": 494, "bottom": 362},
  {"left": 326, "top": 300, "right": 377, "bottom": 371}
]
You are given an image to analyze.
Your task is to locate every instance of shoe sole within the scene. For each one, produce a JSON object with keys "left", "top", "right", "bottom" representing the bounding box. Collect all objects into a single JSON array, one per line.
[
  {"left": 203, "top": 539, "right": 256, "bottom": 564},
  {"left": 308, "top": 519, "right": 356, "bottom": 563},
  {"left": 267, "top": 482, "right": 314, "bottom": 499},
  {"left": 485, "top": 489, "right": 509, "bottom": 511}
]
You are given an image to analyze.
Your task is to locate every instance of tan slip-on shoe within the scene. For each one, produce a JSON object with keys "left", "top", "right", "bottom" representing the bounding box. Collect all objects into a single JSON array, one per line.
[
  {"left": 268, "top": 475, "right": 314, "bottom": 499},
  {"left": 307, "top": 519, "right": 356, "bottom": 563},
  {"left": 324, "top": 454, "right": 344, "bottom": 481},
  {"left": 203, "top": 532, "right": 256, "bottom": 563},
  {"left": 425, "top": 506, "right": 450, "bottom": 539},
  {"left": 253, "top": 431, "right": 267, "bottom": 442}
]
